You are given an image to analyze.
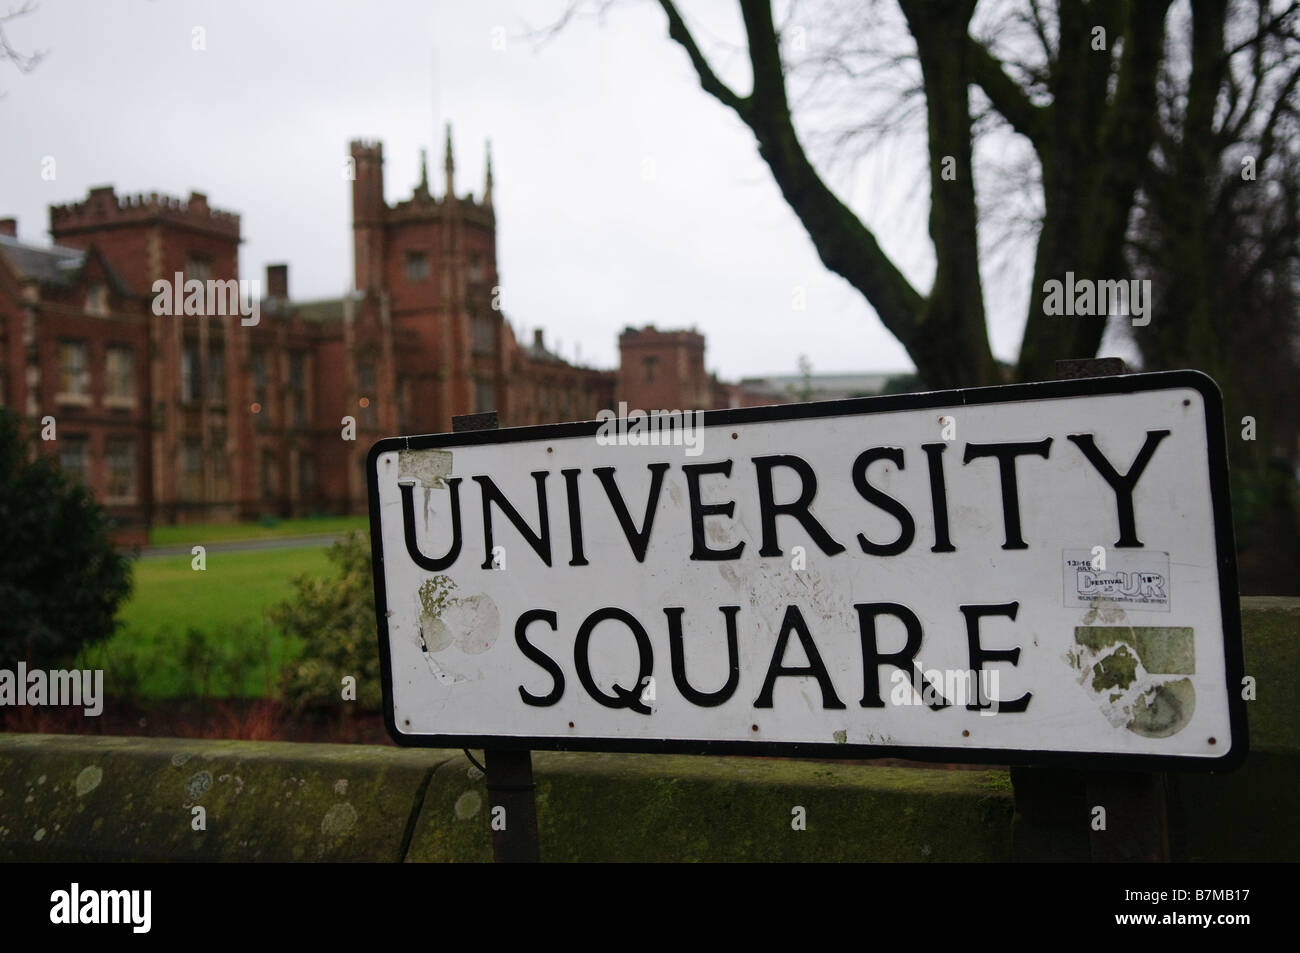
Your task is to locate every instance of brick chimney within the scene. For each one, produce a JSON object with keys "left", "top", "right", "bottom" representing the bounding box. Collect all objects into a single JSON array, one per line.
[
  {"left": 266, "top": 263, "right": 288, "bottom": 299},
  {"left": 0, "top": 218, "right": 15, "bottom": 238}
]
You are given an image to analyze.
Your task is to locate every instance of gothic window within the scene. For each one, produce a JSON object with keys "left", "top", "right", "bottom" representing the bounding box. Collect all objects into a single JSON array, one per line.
[
  {"left": 105, "top": 437, "right": 135, "bottom": 501},
  {"left": 406, "top": 251, "right": 428, "bottom": 282},
  {"left": 289, "top": 351, "right": 307, "bottom": 426},
  {"left": 181, "top": 438, "right": 203, "bottom": 499},
  {"left": 181, "top": 343, "right": 201, "bottom": 404},
  {"left": 86, "top": 283, "right": 109, "bottom": 317},
  {"left": 186, "top": 256, "right": 212, "bottom": 283},
  {"left": 59, "top": 434, "right": 88, "bottom": 482},
  {"left": 106, "top": 346, "right": 134, "bottom": 405},
  {"left": 206, "top": 344, "right": 226, "bottom": 404},
  {"left": 57, "top": 340, "right": 90, "bottom": 400},
  {"left": 471, "top": 312, "right": 494, "bottom": 355}
]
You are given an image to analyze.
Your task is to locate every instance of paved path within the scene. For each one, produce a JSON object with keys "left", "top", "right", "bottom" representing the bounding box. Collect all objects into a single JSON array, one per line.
[{"left": 138, "top": 533, "right": 349, "bottom": 559}]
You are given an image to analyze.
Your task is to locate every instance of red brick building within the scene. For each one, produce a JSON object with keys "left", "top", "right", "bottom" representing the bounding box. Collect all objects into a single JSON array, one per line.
[{"left": 0, "top": 128, "right": 771, "bottom": 539}]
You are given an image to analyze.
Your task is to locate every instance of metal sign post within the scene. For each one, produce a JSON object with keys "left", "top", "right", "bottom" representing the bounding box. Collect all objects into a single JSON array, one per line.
[
  {"left": 1054, "top": 361, "right": 1174, "bottom": 863},
  {"left": 452, "top": 412, "right": 540, "bottom": 864}
]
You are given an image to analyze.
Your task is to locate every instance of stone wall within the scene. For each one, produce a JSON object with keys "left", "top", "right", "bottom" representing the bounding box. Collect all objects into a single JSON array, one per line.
[{"left": 0, "top": 597, "right": 1293, "bottom": 862}]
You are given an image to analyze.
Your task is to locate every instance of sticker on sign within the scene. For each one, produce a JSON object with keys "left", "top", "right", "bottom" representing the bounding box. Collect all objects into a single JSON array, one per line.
[{"left": 366, "top": 371, "right": 1246, "bottom": 770}]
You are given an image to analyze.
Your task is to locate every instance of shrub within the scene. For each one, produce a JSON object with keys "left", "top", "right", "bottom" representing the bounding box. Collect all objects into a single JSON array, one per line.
[
  {"left": 270, "top": 531, "right": 383, "bottom": 711},
  {"left": 0, "top": 409, "right": 132, "bottom": 668}
]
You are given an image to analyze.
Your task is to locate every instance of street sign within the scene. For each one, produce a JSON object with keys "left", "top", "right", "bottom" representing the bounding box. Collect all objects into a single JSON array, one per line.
[{"left": 366, "top": 371, "right": 1246, "bottom": 769}]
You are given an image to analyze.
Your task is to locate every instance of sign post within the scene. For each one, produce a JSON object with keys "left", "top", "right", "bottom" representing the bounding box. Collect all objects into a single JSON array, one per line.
[
  {"left": 451, "top": 411, "right": 540, "bottom": 864},
  {"left": 1055, "top": 360, "right": 1173, "bottom": 863},
  {"left": 368, "top": 371, "right": 1246, "bottom": 848}
]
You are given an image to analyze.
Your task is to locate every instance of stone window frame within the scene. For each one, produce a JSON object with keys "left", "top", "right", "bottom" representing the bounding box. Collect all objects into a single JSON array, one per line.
[
  {"left": 56, "top": 339, "right": 91, "bottom": 406},
  {"left": 58, "top": 433, "right": 90, "bottom": 483},
  {"left": 86, "top": 283, "right": 109, "bottom": 318},
  {"left": 104, "top": 344, "right": 135, "bottom": 409},
  {"left": 180, "top": 437, "right": 204, "bottom": 500},
  {"left": 405, "top": 251, "right": 429, "bottom": 282},
  {"left": 104, "top": 435, "right": 136, "bottom": 504}
]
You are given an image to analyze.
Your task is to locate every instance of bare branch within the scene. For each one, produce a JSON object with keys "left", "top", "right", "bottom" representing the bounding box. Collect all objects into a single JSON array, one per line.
[
  {"left": 1256, "top": 59, "right": 1300, "bottom": 167},
  {"left": 967, "top": 35, "right": 1048, "bottom": 143},
  {"left": 1027, "top": 0, "right": 1055, "bottom": 64},
  {"left": 0, "top": 0, "right": 45, "bottom": 73},
  {"left": 518, "top": 0, "right": 619, "bottom": 52},
  {"left": 1222, "top": 0, "right": 1299, "bottom": 59},
  {"left": 656, "top": 0, "right": 752, "bottom": 119}
]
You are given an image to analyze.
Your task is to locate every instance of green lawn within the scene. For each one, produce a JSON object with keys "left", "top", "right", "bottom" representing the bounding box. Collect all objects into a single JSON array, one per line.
[
  {"left": 148, "top": 515, "right": 368, "bottom": 547},
  {"left": 78, "top": 545, "right": 336, "bottom": 700}
]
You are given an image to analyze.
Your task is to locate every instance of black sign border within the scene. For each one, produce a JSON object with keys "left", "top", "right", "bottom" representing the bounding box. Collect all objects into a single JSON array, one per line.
[{"left": 366, "top": 369, "right": 1247, "bottom": 772}]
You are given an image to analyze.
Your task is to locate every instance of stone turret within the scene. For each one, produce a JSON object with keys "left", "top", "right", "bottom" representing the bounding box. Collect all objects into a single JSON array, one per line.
[{"left": 350, "top": 140, "right": 385, "bottom": 291}]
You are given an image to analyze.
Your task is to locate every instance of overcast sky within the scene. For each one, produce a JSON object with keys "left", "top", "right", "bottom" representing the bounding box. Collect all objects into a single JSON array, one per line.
[{"left": 2, "top": 0, "right": 1082, "bottom": 381}]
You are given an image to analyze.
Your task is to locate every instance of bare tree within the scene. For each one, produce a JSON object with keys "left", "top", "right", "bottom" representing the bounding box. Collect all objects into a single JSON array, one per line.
[
  {"left": 0, "top": 2, "right": 44, "bottom": 76},
  {"left": 1129, "top": 0, "right": 1300, "bottom": 436},
  {"left": 557, "top": 0, "right": 1297, "bottom": 392},
  {"left": 1122, "top": 0, "right": 1300, "bottom": 593}
]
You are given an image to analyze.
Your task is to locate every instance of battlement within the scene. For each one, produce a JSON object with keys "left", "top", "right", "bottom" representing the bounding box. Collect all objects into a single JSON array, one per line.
[
  {"left": 387, "top": 194, "right": 495, "bottom": 225},
  {"left": 349, "top": 139, "right": 384, "bottom": 157},
  {"left": 49, "top": 186, "right": 241, "bottom": 239},
  {"left": 619, "top": 325, "right": 705, "bottom": 348}
]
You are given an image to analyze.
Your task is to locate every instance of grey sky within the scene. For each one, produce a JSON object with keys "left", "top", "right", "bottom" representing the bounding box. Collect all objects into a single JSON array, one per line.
[{"left": 3, "top": 0, "right": 1111, "bottom": 381}]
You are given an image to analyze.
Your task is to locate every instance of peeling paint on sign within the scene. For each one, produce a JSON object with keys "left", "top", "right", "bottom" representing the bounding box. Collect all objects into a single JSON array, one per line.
[
  {"left": 398, "top": 448, "right": 453, "bottom": 489},
  {"left": 1072, "top": 624, "right": 1195, "bottom": 738}
]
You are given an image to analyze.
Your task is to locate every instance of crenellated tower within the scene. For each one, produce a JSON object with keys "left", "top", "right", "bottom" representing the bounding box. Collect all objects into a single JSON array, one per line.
[
  {"left": 349, "top": 124, "right": 500, "bottom": 432},
  {"left": 48, "top": 185, "right": 246, "bottom": 521},
  {"left": 350, "top": 140, "right": 386, "bottom": 292},
  {"left": 50, "top": 186, "right": 240, "bottom": 290}
]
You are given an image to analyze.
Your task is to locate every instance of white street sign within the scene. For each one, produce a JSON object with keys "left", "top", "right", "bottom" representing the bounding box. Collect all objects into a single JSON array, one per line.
[{"left": 367, "top": 372, "right": 1245, "bottom": 769}]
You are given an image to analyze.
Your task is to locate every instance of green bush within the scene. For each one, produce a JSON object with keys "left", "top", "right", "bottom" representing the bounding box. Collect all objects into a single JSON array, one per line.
[
  {"left": 269, "top": 531, "right": 383, "bottom": 711},
  {"left": 0, "top": 410, "right": 132, "bottom": 669},
  {"left": 1230, "top": 460, "right": 1300, "bottom": 595}
]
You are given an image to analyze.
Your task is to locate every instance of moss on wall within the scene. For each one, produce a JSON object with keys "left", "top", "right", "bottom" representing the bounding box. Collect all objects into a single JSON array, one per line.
[
  {"left": 0, "top": 734, "right": 449, "bottom": 861},
  {"left": 406, "top": 751, "right": 1013, "bottom": 862},
  {"left": 0, "top": 598, "right": 1293, "bottom": 862}
]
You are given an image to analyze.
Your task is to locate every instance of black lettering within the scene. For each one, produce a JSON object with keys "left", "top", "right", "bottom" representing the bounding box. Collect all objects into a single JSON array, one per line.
[
  {"left": 561, "top": 468, "right": 588, "bottom": 566},
  {"left": 754, "top": 454, "right": 846, "bottom": 557},
  {"left": 574, "top": 607, "right": 654, "bottom": 715},
  {"left": 961, "top": 602, "right": 1029, "bottom": 712},
  {"left": 851, "top": 447, "right": 915, "bottom": 556},
  {"left": 515, "top": 609, "right": 564, "bottom": 707},
  {"left": 594, "top": 463, "right": 670, "bottom": 562},
  {"left": 1066, "top": 431, "right": 1170, "bottom": 547},
  {"left": 665, "top": 606, "right": 741, "bottom": 707},
  {"left": 683, "top": 460, "right": 744, "bottom": 561},
  {"left": 854, "top": 602, "right": 947, "bottom": 710},
  {"left": 399, "top": 478, "right": 463, "bottom": 571},
  {"left": 754, "top": 605, "right": 846, "bottom": 709},
  {"left": 474, "top": 472, "right": 552, "bottom": 568},
  {"left": 921, "top": 442, "right": 956, "bottom": 553},
  {"left": 962, "top": 439, "right": 1052, "bottom": 549}
]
